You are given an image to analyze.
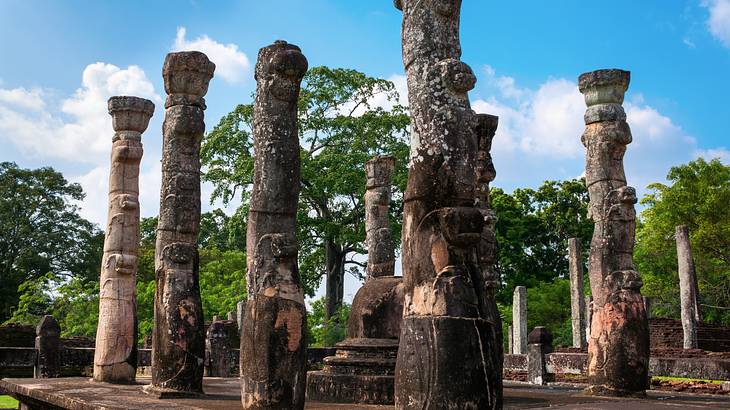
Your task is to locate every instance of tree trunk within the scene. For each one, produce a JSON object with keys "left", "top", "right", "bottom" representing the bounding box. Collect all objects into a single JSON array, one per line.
[
  {"left": 325, "top": 240, "right": 345, "bottom": 320},
  {"left": 393, "top": 1, "right": 500, "bottom": 408},
  {"left": 239, "top": 41, "right": 309, "bottom": 410}
]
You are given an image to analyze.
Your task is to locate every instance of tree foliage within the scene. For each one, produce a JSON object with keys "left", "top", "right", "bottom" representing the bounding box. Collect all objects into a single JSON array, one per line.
[
  {"left": 201, "top": 67, "right": 410, "bottom": 317},
  {"left": 0, "top": 162, "right": 102, "bottom": 322},
  {"left": 636, "top": 158, "right": 730, "bottom": 324}
]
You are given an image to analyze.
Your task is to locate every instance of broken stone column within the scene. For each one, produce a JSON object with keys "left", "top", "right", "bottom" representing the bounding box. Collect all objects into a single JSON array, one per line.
[
  {"left": 527, "top": 327, "right": 553, "bottom": 386},
  {"left": 307, "top": 156, "right": 404, "bottom": 405},
  {"left": 35, "top": 315, "right": 61, "bottom": 378},
  {"left": 579, "top": 69, "right": 649, "bottom": 396},
  {"left": 394, "top": 1, "right": 500, "bottom": 407},
  {"left": 227, "top": 311, "right": 236, "bottom": 321},
  {"left": 239, "top": 40, "right": 308, "bottom": 410},
  {"left": 676, "top": 225, "right": 699, "bottom": 349},
  {"left": 513, "top": 286, "right": 527, "bottom": 355},
  {"left": 93, "top": 96, "right": 154, "bottom": 384},
  {"left": 146, "top": 51, "right": 215, "bottom": 397},
  {"left": 568, "top": 238, "right": 587, "bottom": 349},
  {"left": 205, "top": 319, "right": 239, "bottom": 377},
  {"left": 236, "top": 300, "right": 245, "bottom": 332}
]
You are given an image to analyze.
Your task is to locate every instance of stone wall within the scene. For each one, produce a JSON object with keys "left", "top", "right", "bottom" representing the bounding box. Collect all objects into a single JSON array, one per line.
[{"left": 650, "top": 318, "right": 730, "bottom": 352}]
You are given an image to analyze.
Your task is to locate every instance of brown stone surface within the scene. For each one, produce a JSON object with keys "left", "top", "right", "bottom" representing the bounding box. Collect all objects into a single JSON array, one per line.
[
  {"left": 149, "top": 51, "right": 214, "bottom": 396},
  {"left": 239, "top": 40, "right": 308, "bottom": 410},
  {"left": 94, "top": 95, "right": 154, "bottom": 384},
  {"left": 394, "top": 0, "right": 500, "bottom": 408},
  {"left": 4, "top": 378, "right": 730, "bottom": 409},
  {"left": 579, "top": 68, "right": 650, "bottom": 397}
]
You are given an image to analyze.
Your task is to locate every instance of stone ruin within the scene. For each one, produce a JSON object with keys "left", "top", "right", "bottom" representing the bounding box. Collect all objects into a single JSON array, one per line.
[{"left": 307, "top": 156, "right": 404, "bottom": 405}]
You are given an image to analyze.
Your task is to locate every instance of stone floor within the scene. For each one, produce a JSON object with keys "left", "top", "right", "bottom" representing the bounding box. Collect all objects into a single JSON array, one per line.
[{"left": 1, "top": 377, "right": 729, "bottom": 409}]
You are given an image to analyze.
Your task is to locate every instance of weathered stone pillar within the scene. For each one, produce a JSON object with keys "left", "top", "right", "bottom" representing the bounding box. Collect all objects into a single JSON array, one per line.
[
  {"left": 513, "top": 285, "right": 527, "bottom": 355},
  {"left": 568, "top": 238, "right": 587, "bottom": 349},
  {"left": 527, "top": 327, "right": 553, "bottom": 386},
  {"left": 205, "top": 319, "right": 239, "bottom": 377},
  {"left": 643, "top": 296, "right": 652, "bottom": 319},
  {"left": 475, "top": 113, "right": 503, "bottom": 404},
  {"left": 365, "top": 156, "right": 396, "bottom": 278},
  {"left": 676, "top": 225, "right": 699, "bottom": 348},
  {"left": 508, "top": 325, "right": 514, "bottom": 354},
  {"left": 227, "top": 311, "right": 236, "bottom": 321},
  {"left": 236, "top": 300, "right": 245, "bottom": 331},
  {"left": 35, "top": 315, "right": 61, "bottom": 378},
  {"left": 586, "top": 295, "right": 593, "bottom": 345},
  {"left": 93, "top": 96, "right": 153, "bottom": 384},
  {"left": 579, "top": 69, "right": 649, "bottom": 396},
  {"left": 240, "top": 40, "right": 308, "bottom": 410},
  {"left": 393, "top": 0, "right": 499, "bottom": 408},
  {"left": 146, "top": 51, "right": 215, "bottom": 397}
]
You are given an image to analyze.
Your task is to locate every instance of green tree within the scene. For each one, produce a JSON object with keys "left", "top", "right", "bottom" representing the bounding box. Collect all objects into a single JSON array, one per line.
[
  {"left": 491, "top": 179, "right": 592, "bottom": 305},
  {"left": 0, "top": 162, "right": 102, "bottom": 322},
  {"left": 636, "top": 158, "right": 730, "bottom": 324},
  {"left": 306, "top": 296, "right": 351, "bottom": 347},
  {"left": 202, "top": 66, "right": 410, "bottom": 318}
]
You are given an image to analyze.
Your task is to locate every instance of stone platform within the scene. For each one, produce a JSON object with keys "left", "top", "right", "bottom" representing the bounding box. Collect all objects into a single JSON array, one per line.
[{"left": 2, "top": 378, "right": 730, "bottom": 409}]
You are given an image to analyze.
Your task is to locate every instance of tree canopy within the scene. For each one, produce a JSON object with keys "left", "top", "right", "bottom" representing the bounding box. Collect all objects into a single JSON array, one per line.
[{"left": 202, "top": 66, "right": 410, "bottom": 318}]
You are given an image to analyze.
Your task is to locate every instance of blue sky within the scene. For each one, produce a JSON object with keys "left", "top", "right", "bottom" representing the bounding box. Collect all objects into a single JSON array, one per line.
[{"left": 1, "top": 1, "right": 729, "bottom": 301}]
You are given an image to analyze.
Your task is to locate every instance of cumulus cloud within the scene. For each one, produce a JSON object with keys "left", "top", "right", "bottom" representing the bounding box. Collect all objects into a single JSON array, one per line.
[
  {"left": 172, "top": 27, "right": 250, "bottom": 84},
  {"left": 0, "top": 62, "right": 160, "bottom": 162},
  {"left": 703, "top": 0, "right": 730, "bottom": 47},
  {"left": 695, "top": 147, "right": 730, "bottom": 162},
  {"left": 470, "top": 66, "right": 714, "bottom": 197}
]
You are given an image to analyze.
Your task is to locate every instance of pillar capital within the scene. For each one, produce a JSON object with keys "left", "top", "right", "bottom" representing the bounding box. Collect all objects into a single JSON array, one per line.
[
  {"left": 578, "top": 69, "right": 630, "bottom": 106},
  {"left": 163, "top": 51, "right": 215, "bottom": 108},
  {"left": 108, "top": 96, "right": 154, "bottom": 136}
]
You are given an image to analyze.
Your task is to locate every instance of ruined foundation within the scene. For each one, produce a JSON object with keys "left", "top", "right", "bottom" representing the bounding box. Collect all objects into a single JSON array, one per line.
[
  {"left": 307, "top": 156, "right": 404, "bottom": 405},
  {"left": 579, "top": 69, "right": 649, "bottom": 397},
  {"left": 146, "top": 51, "right": 215, "bottom": 397},
  {"left": 239, "top": 40, "right": 309, "bottom": 410},
  {"left": 94, "top": 96, "right": 154, "bottom": 384}
]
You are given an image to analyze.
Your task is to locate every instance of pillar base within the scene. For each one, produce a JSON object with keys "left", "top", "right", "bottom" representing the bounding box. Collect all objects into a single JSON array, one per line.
[
  {"left": 583, "top": 384, "right": 646, "bottom": 398},
  {"left": 142, "top": 384, "right": 203, "bottom": 399}
]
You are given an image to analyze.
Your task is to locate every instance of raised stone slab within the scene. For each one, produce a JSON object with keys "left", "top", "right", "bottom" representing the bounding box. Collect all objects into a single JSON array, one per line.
[{"left": 2, "top": 378, "right": 730, "bottom": 409}]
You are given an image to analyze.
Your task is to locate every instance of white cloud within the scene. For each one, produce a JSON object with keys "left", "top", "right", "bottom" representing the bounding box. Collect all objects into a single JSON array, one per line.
[
  {"left": 172, "top": 27, "right": 250, "bottom": 84},
  {"left": 0, "top": 62, "right": 160, "bottom": 163},
  {"left": 703, "top": 0, "right": 730, "bottom": 48},
  {"left": 470, "top": 66, "right": 718, "bottom": 198},
  {"left": 695, "top": 147, "right": 730, "bottom": 162}
]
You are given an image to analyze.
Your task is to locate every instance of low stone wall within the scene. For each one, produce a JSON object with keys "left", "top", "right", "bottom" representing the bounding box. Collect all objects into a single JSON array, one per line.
[{"left": 650, "top": 318, "right": 730, "bottom": 352}]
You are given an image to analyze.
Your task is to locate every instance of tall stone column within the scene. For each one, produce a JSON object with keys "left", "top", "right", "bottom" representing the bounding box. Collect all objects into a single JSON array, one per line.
[
  {"left": 365, "top": 156, "right": 396, "bottom": 278},
  {"left": 94, "top": 96, "right": 154, "bottom": 383},
  {"left": 146, "top": 51, "right": 215, "bottom": 397},
  {"left": 393, "top": 1, "right": 499, "bottom": 407},
  {"left": 676, "top": 225, "right": 699, "bottom": 348},
  {"left": 475, "top": 113, "right": 503, "bottom": 405},
  {"left": 579, "top": 69, "right": 649, "bottom": 396},
  {"left": 240, "top": 40, "right": 308, "bottom": 410},
  {"left": 568, "top": 238, "right": 587, "bottom": 349},
  {"left": 513, "top": 286, "right": 527, "bottom": 355}
]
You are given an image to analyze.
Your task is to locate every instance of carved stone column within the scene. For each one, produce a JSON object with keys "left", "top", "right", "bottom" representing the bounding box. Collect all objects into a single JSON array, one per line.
[
  {"left": 35, "top": 315, "right": 61, "bottom": 378},
  {"left": 513, "top": 285, "right": 527, "bottom": 355},
  {"left": 365, "top": 156, "right": 396, "bottom": 278},
  {"left": 239, "top": 40, "right": 308, "bottom": 410},
  {"left": 145, "top": 51, "right": 215, "bottom": 397},
  {"left": 93, "top": 96, "right": 154, "bottom": 383},
  {"left": 568, "top": 238, "right": 587, "bottom": 349},
  {"left": 579, "top": 69, "right": 649, "bottom": 397},
  {"left": 394, "top": 0, "right": 499, "bottom": 408}
]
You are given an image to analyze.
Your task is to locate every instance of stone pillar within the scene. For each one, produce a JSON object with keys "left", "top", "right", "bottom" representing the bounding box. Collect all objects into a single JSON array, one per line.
[
  {"left": 568, "top": 238, "right": 587, "bottom": 349},
  {"left": 146, "top": 51, "right": 215, "bottom": 398},
  {"left": 394, "top": 1, "right": 500, "bottom": 408},
  {"left": 236, "top": 300, "right": 245, "bottom": 331},
  {"left": 508, "top": 325, "right": 514, "bottom": 354},
  {"left": 586, "top": 295, "right": 593, "bottom": 346},
  {"left": 365, "top": 156, "right": 396, "bottom": 278},
  {"left": 527, "top": 327, "right": 553, "bottom": 386},
  {"left": 643, "top": 296, "right": 652, "bottom": 319},
  {"left": 513, "top": 286, "right": 527, "bottom": 355},
  {"left": 579, "top": 69, "right": 649, "bottom": 396},
  {"left": 227, "top": 311, "right": 236, "bottom": 321},
  {"left": 205, "top": 320, "right": 239, "bottom": 377},
  {"left": 676, "top": 225, "right": 699, "bottom": 349},
  {"left": 93, "top": 96, "right": 153, "bottom": 384},
  {"left": 239, "top": 40, "right": 308, "bottom": 410},
  {"left": 35, "top": 315, "right": 61, "bottom": 378}
]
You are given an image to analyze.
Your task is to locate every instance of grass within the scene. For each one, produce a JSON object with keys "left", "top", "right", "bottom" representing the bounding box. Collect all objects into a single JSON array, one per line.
[
  {"left": 0, "top": 395, "right": 18, "bottom": 409},
  {"left": 652, "top": 375, "right": 725, "bottom": 385}
]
